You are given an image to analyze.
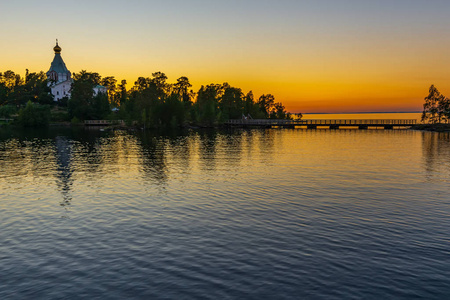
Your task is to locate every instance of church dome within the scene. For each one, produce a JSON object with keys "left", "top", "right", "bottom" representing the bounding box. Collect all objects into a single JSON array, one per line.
[{"left": 54, "top": 40, "right": 61, "bottom": 53}]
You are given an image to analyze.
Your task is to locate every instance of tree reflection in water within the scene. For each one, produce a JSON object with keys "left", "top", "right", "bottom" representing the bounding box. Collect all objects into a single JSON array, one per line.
[
  {"left": 422, "top": 132, "right": 450, "bottom": 180},
  {"left": 136, "top": 131, "right": 169, "bottom": 187}
]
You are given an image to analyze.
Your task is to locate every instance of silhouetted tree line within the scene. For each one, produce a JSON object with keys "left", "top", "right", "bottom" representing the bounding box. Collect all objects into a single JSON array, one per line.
[
  {"left": 0, "top": 70, "right": 53, "bottom": 107},
  {"left": 16, "top": 101, "right": 50, "bottom": 127},
  {"left": 113, "top": 71, "right": 291, "bottom": 127},
  {"left": 422, "top": 85, "right": 450, "bottom": 124},
  {"left": 0, "top": 69, "right": 292, "bottom": 127},
  {"left": 68, "top": 70, "right": 110, "bottom": 121},
  {"left": 0, "top": 70, "right": 53, "bottom": 120}
]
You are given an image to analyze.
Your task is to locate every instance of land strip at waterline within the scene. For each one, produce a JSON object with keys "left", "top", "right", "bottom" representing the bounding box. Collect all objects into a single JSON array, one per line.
[{"left": 411, "top": 123, "right": 450, "bottom": 132}]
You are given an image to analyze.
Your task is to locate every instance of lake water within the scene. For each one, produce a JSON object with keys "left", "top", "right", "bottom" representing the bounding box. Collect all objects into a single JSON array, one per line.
[{"left": 0, "top": 123, "right": 449, "bottom": 299}]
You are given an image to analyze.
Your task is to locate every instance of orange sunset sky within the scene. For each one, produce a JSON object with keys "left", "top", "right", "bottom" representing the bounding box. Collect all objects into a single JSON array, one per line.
[{"left": 1, "top": 0, "right": 450, "bottom": 113}]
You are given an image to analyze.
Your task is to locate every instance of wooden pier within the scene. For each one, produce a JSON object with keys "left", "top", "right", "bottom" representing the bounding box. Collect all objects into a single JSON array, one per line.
[
  {"left": 84, "top": 120, "right": 125, "bottom": 126},
  {"left": 225, "top": 119, "right": 417, "bottom": 129}
]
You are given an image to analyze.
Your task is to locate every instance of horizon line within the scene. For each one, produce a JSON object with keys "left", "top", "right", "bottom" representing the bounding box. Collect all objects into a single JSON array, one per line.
[{"left": 297, "top": 111, "right": 422, "bottom": 114}]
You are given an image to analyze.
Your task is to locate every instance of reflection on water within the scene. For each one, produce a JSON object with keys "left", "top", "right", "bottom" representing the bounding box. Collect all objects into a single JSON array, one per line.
[
  {"left": 422, "top": 132, "right": 450, "bottom": 180},
  {"left": 138, "top": 131, "right": 170, "bottom": 186},
  {"left": 55, "top": 137, "right": 73, "bottom": 218},
  {"left": 0, "top": 127, "right": 449, "bottom": 299}
]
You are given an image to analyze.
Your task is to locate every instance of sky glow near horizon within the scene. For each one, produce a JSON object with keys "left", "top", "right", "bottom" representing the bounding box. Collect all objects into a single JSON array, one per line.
[{"left": 1, "top": 0, "right": 449, "bottom": 113}]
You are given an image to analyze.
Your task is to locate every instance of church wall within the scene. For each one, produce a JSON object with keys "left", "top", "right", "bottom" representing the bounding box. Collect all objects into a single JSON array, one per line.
[{"left": 51, "top": 81, "right": 72, "bottom": 101}]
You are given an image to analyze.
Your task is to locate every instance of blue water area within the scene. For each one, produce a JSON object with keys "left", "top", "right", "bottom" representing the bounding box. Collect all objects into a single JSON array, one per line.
[{"left": 0, "top": 127, "right": 449, "bottom": 299}]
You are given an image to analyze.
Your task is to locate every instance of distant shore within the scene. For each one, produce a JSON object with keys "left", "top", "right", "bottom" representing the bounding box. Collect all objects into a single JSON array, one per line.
[{"left": 411, "top": 124, "right": 450, "bottom": 132}]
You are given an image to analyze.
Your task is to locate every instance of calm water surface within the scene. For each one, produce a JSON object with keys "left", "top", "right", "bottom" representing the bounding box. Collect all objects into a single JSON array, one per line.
[{"left": 0, "top": 126, "right": 449, "bottom": 299}]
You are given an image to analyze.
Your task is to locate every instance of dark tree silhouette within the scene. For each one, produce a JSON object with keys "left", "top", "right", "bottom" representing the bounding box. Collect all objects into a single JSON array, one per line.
[
  {"left": 258, "top": 94, "right": 275, "bottom": 118},
  {"left": 422, "top": 85, "right": 446, "bottom": 124},
  {"left": 69, "top": 71, "right": 109, "bottom": 120}
]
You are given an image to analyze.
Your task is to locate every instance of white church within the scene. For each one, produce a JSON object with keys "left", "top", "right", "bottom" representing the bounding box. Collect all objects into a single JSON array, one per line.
[{"left": 47, "top": 40, "right": 107, "bottom": 102}]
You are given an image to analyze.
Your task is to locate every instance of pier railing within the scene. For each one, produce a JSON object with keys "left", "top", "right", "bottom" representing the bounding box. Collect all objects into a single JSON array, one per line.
[
  {"left": 84, "top": 120, "right": 125, "bottom": 126},
  {"left": 295, "top": 119, "right": 417, "bottom": 125}
]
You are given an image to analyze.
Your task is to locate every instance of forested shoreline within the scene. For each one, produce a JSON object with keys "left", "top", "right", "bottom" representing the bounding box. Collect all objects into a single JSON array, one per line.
[
  {"left": 0, "top": 70, "right": 292, "bottom": 128},
  {"left": 2, "top": 69, "right": 449, "bottom": 131}
]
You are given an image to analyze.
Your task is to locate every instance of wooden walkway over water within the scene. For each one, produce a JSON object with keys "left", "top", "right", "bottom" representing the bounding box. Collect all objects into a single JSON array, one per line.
[
  {"left": 225, "top": 119, "right": 417, "bottom": 129},
  {"left": 84, "top": 120, "right": 125, "bottom": 126}
]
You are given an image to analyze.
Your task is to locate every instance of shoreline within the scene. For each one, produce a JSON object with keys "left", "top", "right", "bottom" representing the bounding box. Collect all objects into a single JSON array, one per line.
[
  {"left": 3, "top": 121, "right": 450, "bottom": 133},
  {"left": 410, "top": 124, "right": 450, "bottom": 132}
]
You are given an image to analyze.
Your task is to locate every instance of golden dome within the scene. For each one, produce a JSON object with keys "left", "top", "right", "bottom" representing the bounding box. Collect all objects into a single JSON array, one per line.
[{"left": 53, "top": 40, "right": 61, "bottom": 53}]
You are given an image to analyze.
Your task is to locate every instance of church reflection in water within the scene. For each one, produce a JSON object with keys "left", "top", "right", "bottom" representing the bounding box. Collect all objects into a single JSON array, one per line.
[
  {"left": 0, "top": 127, "right": 278, "bottom": 215},
  {"left": 55, "top": 136, "right": 74, "bottom": 218}
]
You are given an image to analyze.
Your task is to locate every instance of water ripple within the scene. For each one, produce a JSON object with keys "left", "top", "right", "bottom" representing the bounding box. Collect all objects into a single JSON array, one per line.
[{"left": 0, "top": 129, "right": 449, "bottom": 299}]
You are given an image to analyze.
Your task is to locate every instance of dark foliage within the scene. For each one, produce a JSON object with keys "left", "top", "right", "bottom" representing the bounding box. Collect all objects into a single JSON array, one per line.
[
  {"left": 0, "top": 70, "right": 52, "bottom": 107},
  {"left": 1, "top": 69, "right": 294, "bottom": 127},
  {"left": 68, "top": 71, "right": 110, "bottom": 120},
  {"left": 16, "top": 101, "right": 50, "bottom": 127},
  {"left": 422, "top": 85, "right": 450, "bottom": 124}
]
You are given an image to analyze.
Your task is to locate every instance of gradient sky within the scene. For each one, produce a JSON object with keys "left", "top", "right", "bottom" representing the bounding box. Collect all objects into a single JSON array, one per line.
[{"left": 1, "top": 0, "right": 450, "bottom": 113}]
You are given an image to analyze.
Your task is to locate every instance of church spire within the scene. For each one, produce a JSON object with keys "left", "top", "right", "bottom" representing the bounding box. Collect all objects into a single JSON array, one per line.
[{"left": 47, "top": 39, "right": 71, "bottom": 84}]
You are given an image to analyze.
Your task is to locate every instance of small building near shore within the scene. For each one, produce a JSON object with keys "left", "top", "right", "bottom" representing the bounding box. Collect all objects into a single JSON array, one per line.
[{"left": 93, "top": 85, "right": 107, "bottom": 96}]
